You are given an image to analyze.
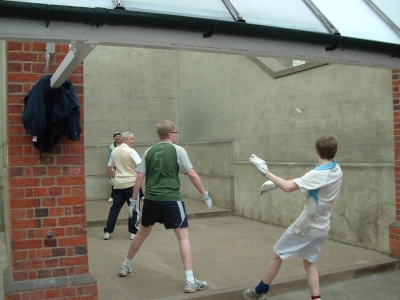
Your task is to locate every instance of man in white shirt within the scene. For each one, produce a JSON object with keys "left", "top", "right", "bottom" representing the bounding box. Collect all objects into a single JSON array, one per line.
[
  {"left": 244, "top": 135, "right": 343, "bottom": 300},
  {"left": 104, "top": 132, "right": 141, "bottom": 240}
]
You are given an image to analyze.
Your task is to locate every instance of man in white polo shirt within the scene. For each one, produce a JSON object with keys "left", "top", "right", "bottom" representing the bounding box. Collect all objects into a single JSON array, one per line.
[
  {"left": 104, "top": 132, "right": 141, "bottom": 241},
  {"left": 244, "top": 135, "right": 343, "bottom": 300}
]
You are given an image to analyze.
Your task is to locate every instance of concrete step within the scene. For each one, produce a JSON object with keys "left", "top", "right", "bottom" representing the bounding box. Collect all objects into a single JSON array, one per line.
[{"left": 86, "top": 197, "right": 233, "bottom": 227}]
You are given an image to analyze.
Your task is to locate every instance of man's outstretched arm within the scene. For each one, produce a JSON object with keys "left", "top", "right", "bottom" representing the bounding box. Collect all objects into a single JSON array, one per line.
[
  {"left": 186, "top": 169, "right": 206, "bottom": 195},
  {"left": 250, "top": 154, "right": 299, "bottom": 193},
  {"left": 265, "top": 171, "right": 299, "bottom": 193},
  {"left": 132, "top": 172, "right": 145, "bottom": 200}
]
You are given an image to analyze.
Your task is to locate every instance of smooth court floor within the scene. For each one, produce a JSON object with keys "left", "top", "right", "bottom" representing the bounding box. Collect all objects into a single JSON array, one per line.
[{"left": 87, "top": 198, "right": 399, "bottom": 300}]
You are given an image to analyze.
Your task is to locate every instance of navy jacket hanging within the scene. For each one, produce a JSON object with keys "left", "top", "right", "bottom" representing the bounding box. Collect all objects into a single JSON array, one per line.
[{"left": 22, "top": 75, "right": 82, "bottom": 154}]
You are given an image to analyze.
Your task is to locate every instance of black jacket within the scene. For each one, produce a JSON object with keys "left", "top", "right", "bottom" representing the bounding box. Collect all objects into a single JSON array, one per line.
[{"left": 22, "top": 75, "right": 81, "bottom": 152}]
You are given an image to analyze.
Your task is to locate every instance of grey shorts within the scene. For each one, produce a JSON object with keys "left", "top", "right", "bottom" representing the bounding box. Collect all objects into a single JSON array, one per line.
[{"left": 273, "top": 227, "right": 327, "bottom": 263}]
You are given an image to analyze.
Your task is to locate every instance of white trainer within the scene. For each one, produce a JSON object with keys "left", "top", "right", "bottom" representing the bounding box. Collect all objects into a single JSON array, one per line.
[
  {"left": 108, "top": 197, "right": 113, "bottom": 202},
  {"left": 243, "top": 287, "right": 268, "bottom": 300},
  {"left": 184, "top": 279, "right": 208, "bottom": 293},
  {"left": 130, "top": 233, "right": 135, "bottom": 240},
  {"left": 104, "top": 232, "right": 111, "bottom": 240},
  {"left": 119, "top": 263, "right": 132, "bottom": 277}
]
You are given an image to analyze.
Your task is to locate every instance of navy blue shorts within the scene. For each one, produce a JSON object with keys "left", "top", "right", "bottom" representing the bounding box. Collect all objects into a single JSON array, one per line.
[{"left": 141, "top": 200, "right": 188, "bottom": 229}]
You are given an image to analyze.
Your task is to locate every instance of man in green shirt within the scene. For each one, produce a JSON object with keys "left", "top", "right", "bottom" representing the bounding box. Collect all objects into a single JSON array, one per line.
[{"left": 119, "top": 120, "right": 212, "bottom": 294}]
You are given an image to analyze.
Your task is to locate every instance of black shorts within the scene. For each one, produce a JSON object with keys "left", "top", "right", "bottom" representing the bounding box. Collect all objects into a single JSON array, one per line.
[{"left": 141, "top": 200, "right": 188, "bottom": 229}]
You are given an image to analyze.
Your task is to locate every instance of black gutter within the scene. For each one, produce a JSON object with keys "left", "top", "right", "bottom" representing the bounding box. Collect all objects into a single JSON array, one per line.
[{"left": 0, "top": 1, "right": 399, "bottom": 57}]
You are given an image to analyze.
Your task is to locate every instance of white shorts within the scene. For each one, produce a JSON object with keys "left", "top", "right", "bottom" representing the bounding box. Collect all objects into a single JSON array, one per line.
[{"left": 273, "top": 227, "right": 327, "bottom": 263}]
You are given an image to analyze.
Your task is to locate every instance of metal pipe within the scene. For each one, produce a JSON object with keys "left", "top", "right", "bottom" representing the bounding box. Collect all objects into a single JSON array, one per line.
[
  {"left": 221, "top": 0, "right": 245, "bottom": 22},
  {"left": 112, "top": 0, "right": 125, "bottom": 10}
]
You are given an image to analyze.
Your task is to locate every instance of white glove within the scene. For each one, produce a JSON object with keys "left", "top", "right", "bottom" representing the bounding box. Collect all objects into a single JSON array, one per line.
[
  {"left": 249, "top": 154, "right": 268, "bottom": 175},
  {"left": 260, "top": 180, "right": 277, "bottom": 195},
  {"left": 203, "top": 192, "right": 212, "bottom": 209},
  {"left": 128, "top": 199, "right": 136, "bottom": 218},
  {"left": 108, "top": 178, "right": 114, "bottom": 186}
]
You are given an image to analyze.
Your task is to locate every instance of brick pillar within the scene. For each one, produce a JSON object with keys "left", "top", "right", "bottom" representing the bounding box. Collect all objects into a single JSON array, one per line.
[
  {"left": 4, "top": 41, "right": 98, "bottom": 299},
  {"left": 391, "top": 69, "right": 400, "bottom": 259}
]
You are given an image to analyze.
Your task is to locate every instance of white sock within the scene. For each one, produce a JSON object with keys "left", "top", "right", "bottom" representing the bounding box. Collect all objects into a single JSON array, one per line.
[
  {"left": 123, "top": 258, "right": 131, "bottom": 266},
  {"left": 185, "top": 270, "right": 195, "bottom": 283}
]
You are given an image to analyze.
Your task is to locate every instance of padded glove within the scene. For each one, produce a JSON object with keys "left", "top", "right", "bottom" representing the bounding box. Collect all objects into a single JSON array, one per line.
[
  {"left": 108, "top": 178, "right": 115, "bottom": 186},
  {"left": 203, "top": 192, "right": 212, "bottom": 209},
  {"left": 260, "top": 180, "right": 277, "bottom": 195},
  {"left": 249, "top": 154, "right": 268, "bottom": 175},
  {"left": 128, "top": 199, "right": 136, "bottom": 218}
]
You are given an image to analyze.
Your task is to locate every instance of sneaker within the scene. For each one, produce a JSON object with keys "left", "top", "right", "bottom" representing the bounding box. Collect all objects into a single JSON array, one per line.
[
  {"left": 184, "top": 279, "right": 208, "bottom": 293},
  {"left": 108, "top": 197, "right": 113, "bottom": 202},
  {"left": 104, "top": 232, "right": 111, "bottom": 240},
  {"left": 119, "top": 263, "right": 132, "bottom": 277},
  {"left": 243, "top": 287, "right": 267, "bottom": 300},
  {"left": 130, "top": 233, "right": 135, "bottom": 240}
]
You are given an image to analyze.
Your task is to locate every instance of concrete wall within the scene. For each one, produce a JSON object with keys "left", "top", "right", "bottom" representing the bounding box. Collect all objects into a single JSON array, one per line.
[
  {"left": 83, "top": 46, "right": 178, "bottom": 200},
  {"left": 83, "top": 46, "right": 395, "bottom": 253},
  {"left": 177, "top": 51, "right": 395, "bottom": 253}
]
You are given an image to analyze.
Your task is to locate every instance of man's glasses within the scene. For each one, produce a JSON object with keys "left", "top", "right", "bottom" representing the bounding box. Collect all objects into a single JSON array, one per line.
[{"left": 170, "top": 131, "right": 178, "bottom": 134}]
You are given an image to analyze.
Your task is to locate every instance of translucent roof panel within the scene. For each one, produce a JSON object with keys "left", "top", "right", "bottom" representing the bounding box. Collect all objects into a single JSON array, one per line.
[
  {"left": 373, "top": 0, "right": 400, "bottom": 28},
  {"left": 6, "top": 0, "right": 114, "bottom": 9},
  {"left": 122, "top": 0, "right": 233, "bottom": 21},
  {"left": 313, "top": 0, "right": 400, "bottom": 44},
  {"left": 231, "top": 0, "right": 329, "bottom": 33},
  {"left": 3, "top": 0, "right": 400, "bottom": 47}
]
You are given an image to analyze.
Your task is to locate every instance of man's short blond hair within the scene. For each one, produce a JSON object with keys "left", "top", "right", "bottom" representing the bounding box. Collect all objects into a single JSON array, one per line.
[{"left": 157, "top": 120, "right": 176, "bottom": 139}]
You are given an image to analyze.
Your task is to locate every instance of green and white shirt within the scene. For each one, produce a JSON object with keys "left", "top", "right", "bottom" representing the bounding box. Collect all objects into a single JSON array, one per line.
[{"left": 136, "top": 142, "right": 193, "bottom": 201}]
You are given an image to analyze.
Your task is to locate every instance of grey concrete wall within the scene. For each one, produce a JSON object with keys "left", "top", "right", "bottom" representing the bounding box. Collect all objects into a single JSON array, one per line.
[
  {"left": 176, "top": 51, "right": 395, "bottom": 253},
  {"left": 82, "top": 46, "right": 395, "bottom": 253},
  {"left": 178, "top": 141, "right": 234, "bottom": 209},
  {"left": 83, "top": 46, "right": 178, "bottom": 200},
  {"left": 177, "top": 52, "right": 394, "bottom": 163}
]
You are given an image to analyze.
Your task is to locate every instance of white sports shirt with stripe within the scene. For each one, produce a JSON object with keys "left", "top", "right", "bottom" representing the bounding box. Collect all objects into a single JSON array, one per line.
[{"left": 292, "top": 161, "right": 343, "bottom": 238}]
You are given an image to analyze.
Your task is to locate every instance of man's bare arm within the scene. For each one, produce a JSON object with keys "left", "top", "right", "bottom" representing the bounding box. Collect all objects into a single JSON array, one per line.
[
  {"left": 107, "top": 165, "right": 113, "bottom": 179},
  {"left": 265, "top": 171, "right": 299, "bottom": 193},
  {"left": 132, "top": 172, "right": 145, "bottom": 200},
  {"left": 186, "top": 169, "right": 206, "bottom": 195}
]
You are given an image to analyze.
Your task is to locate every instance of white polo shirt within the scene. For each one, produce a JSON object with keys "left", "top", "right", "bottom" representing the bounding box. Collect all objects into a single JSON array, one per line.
[{"left": 292, "top": 161, "right": 343, "bottom": 238}]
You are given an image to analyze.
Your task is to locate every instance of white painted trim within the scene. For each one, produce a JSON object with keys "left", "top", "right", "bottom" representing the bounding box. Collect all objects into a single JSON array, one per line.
[{"left": 50, "top": 41, "right": 96, "bottom": 88}]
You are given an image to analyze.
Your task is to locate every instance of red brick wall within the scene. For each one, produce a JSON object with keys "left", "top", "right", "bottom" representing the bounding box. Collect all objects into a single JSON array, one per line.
[
  {"left": 5, "top": 41, "right": 98, "bottom": 299},
  {"left": 391, "top": 69, "right": 400, "bottom": 258}
]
